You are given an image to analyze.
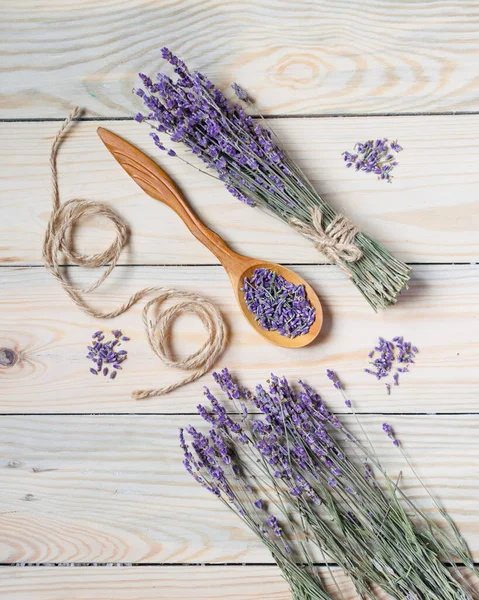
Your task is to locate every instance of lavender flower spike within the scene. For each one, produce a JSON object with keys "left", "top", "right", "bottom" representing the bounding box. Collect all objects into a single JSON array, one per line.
[
  {"left": 232, "top": 82, "right": 250, "bottom": 102},
  {"left": 382, "top": 422, "right": 399, "bottom": 446},
  {"left": 326, "top": 369, "right": 341, "bottom": 389}
]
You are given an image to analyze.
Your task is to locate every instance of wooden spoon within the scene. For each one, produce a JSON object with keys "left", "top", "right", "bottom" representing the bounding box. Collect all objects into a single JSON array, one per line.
[{"left": 97, "top": 127, "right": 323, "bottom": 348}]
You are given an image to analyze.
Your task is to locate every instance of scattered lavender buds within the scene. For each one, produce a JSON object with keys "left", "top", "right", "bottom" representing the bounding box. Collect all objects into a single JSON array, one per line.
[
  {"left": 241, "top": 268, "right": 315, "bottom": 338},
  {"left": 365, "top": 336, "right": 418, "bottom": 394},
  {"left": 343, "top": 138, "right": 402, "bottom": 182},
  {"left": 86, "top": 329, "right": 129, "bottom": 379}
]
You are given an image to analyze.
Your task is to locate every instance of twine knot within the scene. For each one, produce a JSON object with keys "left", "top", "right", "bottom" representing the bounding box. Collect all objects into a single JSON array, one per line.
[{"left": 290, "top": 207, "right": 362, "bottom": 270}]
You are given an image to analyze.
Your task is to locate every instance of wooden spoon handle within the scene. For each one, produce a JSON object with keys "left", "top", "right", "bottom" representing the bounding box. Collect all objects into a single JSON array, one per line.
[{"left": 97, "top": 128, "right": 241, "bottom": 267}]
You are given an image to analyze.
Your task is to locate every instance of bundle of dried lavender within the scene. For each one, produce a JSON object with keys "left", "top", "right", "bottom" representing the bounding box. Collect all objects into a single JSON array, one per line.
[
  {"left": 134, "top": 49, "right": 410, "bottom": 311},
  {"left": 181, "top": 369, "right": 476, "bottom": 600}
]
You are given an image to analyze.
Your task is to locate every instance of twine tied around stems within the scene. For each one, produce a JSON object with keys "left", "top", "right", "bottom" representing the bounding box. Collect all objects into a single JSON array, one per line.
[
  {"left": 290, "top": 207, "right": 362, "bottom": 272},
  {"left": 43, "top": 107, "right": 227, "bottom": 400}
]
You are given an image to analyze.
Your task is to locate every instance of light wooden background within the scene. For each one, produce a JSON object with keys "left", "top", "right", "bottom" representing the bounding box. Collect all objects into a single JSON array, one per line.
[{"left": 1, "top": 1, "right": 479, "bottom": 598}]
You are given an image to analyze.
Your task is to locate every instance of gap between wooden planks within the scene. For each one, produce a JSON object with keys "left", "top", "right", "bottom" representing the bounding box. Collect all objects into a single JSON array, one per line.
[
  {"left": 0, "top": 117, "right": 478, "bottom": 266},
  {"left": 1, "top": 414, "right": 479, "bottom": 564},
  {"left": 1, "top": 0, "right": 479, "bottom": 118},
  {"left": 0, "top": 264, "right": 478, "bottom": 414}
]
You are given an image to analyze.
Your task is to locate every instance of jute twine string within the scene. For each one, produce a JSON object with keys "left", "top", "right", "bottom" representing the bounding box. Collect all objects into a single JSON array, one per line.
[
  {"left": 290, "top": 207, "right": 362, "bottom": 274},
  {"left": 43, "top": 107, "right": 227, "bottom": 400}
]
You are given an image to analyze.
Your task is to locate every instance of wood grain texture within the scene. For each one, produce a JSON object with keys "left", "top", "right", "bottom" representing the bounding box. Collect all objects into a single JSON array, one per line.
[
  {"left": 1, "top": 0, "right": 479, "bottom": 118},
  {"left": 1, "top": 415, "right": 479, "bottom": 564},
  {"left": 0, "top": 566, "right": 352, "bottom": 600},
  {"left": 1, "top": 567, "right": 477, "bottom": 600},
  {"left": 1, "top": 117, "right": 479, "bottom": 266},
  {"left": 1, "top": 264, "right": 478, "bottom": 414}
]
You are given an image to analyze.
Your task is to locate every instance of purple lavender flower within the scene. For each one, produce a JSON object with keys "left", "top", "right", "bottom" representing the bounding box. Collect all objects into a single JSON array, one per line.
[
  {"left": 86, "top": 329, "right": 129, "bottom": 380},
  {"left": 365, "top": 336, "right": 417, "bottom": 393},
  {"left": 179, "top": 370, "right": 472, "bottom": 600},
  {"left": 390, "top": 140, "right": 403, "bottom": 152},
  {"left": 342, "top": 138, "right": 403, "bottom": 182},
  {"left": 232, "top": 82, "right": 250, "bottom": 102},
  {"left": 134, "top": 49, "right": 295, "bottom": 210},
  {"left": 242, "top": 268, "right": 315, "bottom": 338},
  {"left": 326, "top": 369, "right": 341, "bottom": 389},
  {"left": 267, "top": 514, "right": 282, "bottom": 537},
  {"left": 382, "top": 422, "right": 399, "bottom": 446}
]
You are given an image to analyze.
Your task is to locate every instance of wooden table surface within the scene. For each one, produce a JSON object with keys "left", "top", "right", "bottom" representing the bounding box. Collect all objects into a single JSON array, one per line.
[{"left": 1, "top": 1, "right": 479, "bottom": 598}]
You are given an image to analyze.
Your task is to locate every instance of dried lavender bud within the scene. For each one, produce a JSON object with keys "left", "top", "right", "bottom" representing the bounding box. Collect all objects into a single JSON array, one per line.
[
  {"left": 242, "top": 268, "right": 315, "bottom": 338},
  {"left": 121, "top": 336, "right": 130, "bottom": 341},
  {"left": 86, "top": 329, "right": 129, "bottom": 379},
  {"left": 343, "top": 138, "right": 402, "bottom": 182},
  {"left": 364, "top": 336, "right": 417, "bottom": 394},
  {"left": 110, "top": 371, "right": 117, "bottom": 379},
  {"left": 112, "top": 330, "right": 121, "bottom": 338}
]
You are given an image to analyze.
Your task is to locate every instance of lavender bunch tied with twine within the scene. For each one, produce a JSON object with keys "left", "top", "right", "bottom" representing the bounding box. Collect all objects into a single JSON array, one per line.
[
  {"left": 133, "top": 48, "right": 410, "bottom": 311},
  {"left": 181, "top": 369, "right": 477, "bottom": 600}
]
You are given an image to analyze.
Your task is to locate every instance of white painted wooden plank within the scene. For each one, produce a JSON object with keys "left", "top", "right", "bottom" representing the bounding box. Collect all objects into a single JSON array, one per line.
[
  {"left": 1, "top": 118, "right": 479, "bottom": 266},
  {"left": 0, "top": 566, "right": 347, "bottom": 600},
  {"left": 1, "top": 0, "right": 479, "bottom": 118},
  {"left": 0, "top": 566, "right": 477, "bottom": 600},
  {"left": 1, "top": 265, "right": 477, "bottom": 414},
  {"left": 0, "top": 415, "right": 478, "bottom": 564}
]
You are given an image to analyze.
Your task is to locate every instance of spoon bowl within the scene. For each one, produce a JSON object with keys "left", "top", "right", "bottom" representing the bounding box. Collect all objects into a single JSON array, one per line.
[
  {"left": 97, "top": 127, "right": 323, "bottom": 348},
  {"left": 234, "top": 261, "right": 322, "bottom": 348}
]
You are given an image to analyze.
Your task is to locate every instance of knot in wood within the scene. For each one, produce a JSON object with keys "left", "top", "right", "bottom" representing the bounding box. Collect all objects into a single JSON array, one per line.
[{"left": 0, "top": 348, "right": 17, "bottom": 367}]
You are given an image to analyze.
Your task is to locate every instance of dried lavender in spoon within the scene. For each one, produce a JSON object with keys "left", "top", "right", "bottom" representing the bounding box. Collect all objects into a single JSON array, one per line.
[
  {"left": 242, "top": 268, "right": 315, "bottom": 338},
  {"left": 86, "top": 329, "right": 129, "bottom": 378}
]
